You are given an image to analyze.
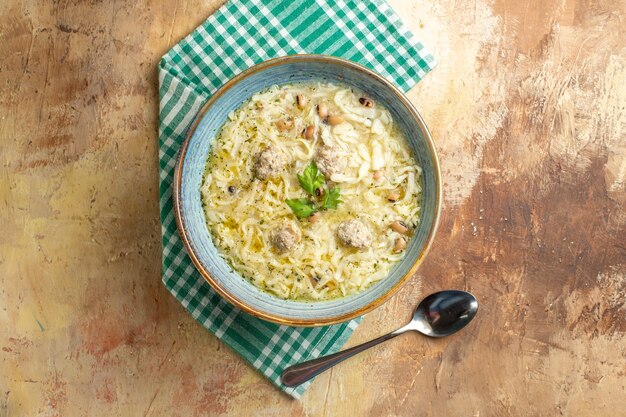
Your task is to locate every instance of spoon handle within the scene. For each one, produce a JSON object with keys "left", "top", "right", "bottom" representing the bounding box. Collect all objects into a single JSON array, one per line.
[{"left": 281, "top": 324, "right": 412, "bottom": 387}]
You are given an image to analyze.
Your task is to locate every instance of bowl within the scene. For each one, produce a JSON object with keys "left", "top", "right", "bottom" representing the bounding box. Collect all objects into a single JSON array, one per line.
[{"left": 173, "top": 55, "right": 441, "bottom": 326}]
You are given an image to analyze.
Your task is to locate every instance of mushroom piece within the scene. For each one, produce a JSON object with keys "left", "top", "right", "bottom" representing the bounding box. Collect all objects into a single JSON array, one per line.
[
  {"left": 308, "top": 275, "right": 320, "bottom": 287},
  {"left": 391, "top": 220, "right": 410, "bottom": 235},
  {"left": 308, "top": 212, "right": 322, "bottom": 223},
  {"left": 254, "top": 147, "right": 286, "bottom": 180},
  {"left": 314, "top": 145, "right": 346, "bottom": 178},
  {"left": 393, "top": 237, "right": 407, "bottom": 252},
  {"left": 303, "top": 125, "right": 315, "bottom": 140},
  {"left": 387, "top": 191, "right": 401, "bottom": 202},
  {"left": 270, "top": 222, "right": 301, "bottom": 253},
  {"left": 337, "top": 219, "right": 372, "bottom": 249},
  {"left": 317, "top": 103, "right": 328, "bottom": 118},
  {"left": 325, "top": 115, "right": 345, "bottom": 126},
  {"left": 296, "top": 94, "right": 308, "bottom": 109},
  {"left": 276, "top": 117, "right": 294, "bottom": 131},
  {"left": 359, "top": 97, "right": 374, "bottom": 107}
]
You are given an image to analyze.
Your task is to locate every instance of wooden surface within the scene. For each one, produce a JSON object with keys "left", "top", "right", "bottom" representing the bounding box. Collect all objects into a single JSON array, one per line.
[{"left": 1, "top": 0, "right": 625, "bottom": 415}]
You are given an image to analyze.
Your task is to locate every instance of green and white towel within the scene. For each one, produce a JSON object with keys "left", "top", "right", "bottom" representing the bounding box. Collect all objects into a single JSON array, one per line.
[{"left": 158, "top": 0, "right": 435, "bottom": 398}]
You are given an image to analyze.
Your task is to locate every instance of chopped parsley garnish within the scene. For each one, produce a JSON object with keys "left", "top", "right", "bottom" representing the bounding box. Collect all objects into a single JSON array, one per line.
[
  {"left": 297, "top": 161, "right": 325, "bottom": 195},
  {"left": 286, "top": 198, "right": 317, "bottom": 218},
  {"left": 286, "top": 161, "right": 343, "bottom": 218},
  {"left": 322, "top": 186, "right": 341, "bottom": 210}
]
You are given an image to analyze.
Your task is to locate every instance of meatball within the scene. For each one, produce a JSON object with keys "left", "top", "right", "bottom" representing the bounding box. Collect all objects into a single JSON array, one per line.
[
  {"left": 270, "top": 222, "right": 301, "bottom": 253},
  {"left": 337, "top": 219, "right": 372, "bottom": 249},
  {"left": 314, "top": 146, "right": 346, "bottom": 177},
  {"left": 254, "top": 147, "right": 286, "bottom": 180}
]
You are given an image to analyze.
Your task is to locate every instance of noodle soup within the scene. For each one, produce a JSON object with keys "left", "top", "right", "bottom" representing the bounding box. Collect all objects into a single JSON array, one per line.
[{"left": 201, "top": 82, "right": 422, "bottom": 301}]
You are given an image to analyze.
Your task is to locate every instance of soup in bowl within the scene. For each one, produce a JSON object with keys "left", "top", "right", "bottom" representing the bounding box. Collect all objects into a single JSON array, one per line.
[{"left": 174, "top": 55, "right": 441, "bottom": 326}]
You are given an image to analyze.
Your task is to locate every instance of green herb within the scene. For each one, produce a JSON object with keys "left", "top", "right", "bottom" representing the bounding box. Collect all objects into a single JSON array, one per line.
[
  {"left": 321, "top": 187, "right": 342, "bottom": 209},
  {"left": 286, "top": 198, "right": 317, "bottom": 218},
  {"left": 297, "top": 161, "right": 325, "bottom": 196},
  {"left": 286, "top": 162, "right": 342, "bottom": 218}
]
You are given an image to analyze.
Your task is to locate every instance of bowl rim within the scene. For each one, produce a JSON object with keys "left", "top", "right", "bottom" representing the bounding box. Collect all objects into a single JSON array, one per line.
[{"left": 173, "top": 54, "right": 442, "bottom": 326}]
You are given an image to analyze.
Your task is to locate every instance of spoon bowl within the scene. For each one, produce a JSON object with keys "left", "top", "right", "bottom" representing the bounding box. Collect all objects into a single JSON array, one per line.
[
  {"left": 411, "top": 290, "right": 478, "bottom": 337},
  {"left": 281, "top": 290, "right": 478, "bottom": 387}
]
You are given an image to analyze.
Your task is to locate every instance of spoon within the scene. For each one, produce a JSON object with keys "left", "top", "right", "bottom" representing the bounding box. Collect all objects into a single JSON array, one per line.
[{"left": 281, "top": 290, "right": 478, "bottom": 387}]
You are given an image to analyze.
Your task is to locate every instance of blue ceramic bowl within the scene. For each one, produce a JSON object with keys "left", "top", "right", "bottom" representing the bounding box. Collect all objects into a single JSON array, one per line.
[{"left": 174, "top": 55, "right": 441, "bottom": 326}]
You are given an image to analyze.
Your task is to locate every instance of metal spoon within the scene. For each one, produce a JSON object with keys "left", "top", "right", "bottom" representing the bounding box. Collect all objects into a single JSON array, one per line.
[{"left": 281, "top": 290, "right": 478, "bottom": 387}]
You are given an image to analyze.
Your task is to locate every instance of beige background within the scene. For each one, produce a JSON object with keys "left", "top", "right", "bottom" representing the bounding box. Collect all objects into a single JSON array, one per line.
[{"left": 1, "top": 0, "right": 625, "bottom": 415}]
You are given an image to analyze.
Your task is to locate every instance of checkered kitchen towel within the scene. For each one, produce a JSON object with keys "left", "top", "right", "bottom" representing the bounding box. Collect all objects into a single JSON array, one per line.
[{"left": 158, "top": 0, "right": 435, "bottom": 398}]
